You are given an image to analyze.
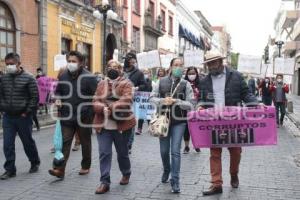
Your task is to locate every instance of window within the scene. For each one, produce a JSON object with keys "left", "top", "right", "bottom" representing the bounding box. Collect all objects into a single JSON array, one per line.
[
  {"left": 61, "top": 38, "right": 71, "bottom": 55},
  {"left": 161, "top": 10, "right": 166, "bottom": 31},
  {"left": 168, "top": 16, "right": 173, "bottom": 35},
  {"left": 133, "top": 0, "right": 140, "bottom": 14},
  {"left": 82, "top": 43, "right": 91, "bottom": 71},
  {"left": 0, "top": 2, "right": 15, "bottom": 62},
  {"left": 132, "top": 26, "right": 140, "bottom": 52},
  {"left": 149, "top": 1, "right": 155, "bottom": 26}
]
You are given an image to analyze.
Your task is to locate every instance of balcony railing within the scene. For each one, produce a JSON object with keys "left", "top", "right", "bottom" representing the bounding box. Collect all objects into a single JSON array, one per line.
[
  {"left": 292, "top": 18, "right": 300, "bottom": 41},
  {"left": 279, "top": 10, "right": 299, "bottom": 29}
]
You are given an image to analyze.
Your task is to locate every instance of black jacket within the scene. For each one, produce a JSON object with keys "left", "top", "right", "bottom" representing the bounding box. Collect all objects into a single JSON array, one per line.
[
  {"left": 139, "top": 78, "right": 152, "bottom": 92},
  {"left": 127, "top": 68, "right": 146, "bottom": 91},
  {"left": 199, "top": 67, "right": 257, "bottom": 107},
  {"left": 0, "top": 70, "right": 39, "bottom": 116},
  {"left": 55, "top": 68, "right": 97, "bottom": 125}
]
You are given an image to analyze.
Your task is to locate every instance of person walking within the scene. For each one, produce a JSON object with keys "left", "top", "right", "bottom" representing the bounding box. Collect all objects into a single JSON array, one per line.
[
  {"left": 259, "top": 77, "right": 272, "bottom": 105},
  {"left": 199, "top": 52, "right": 257, "bottom": 196},
  {"left": 270, "top": 74, "right": 289, "bottom": 127},
  {"left": 48, "top": 51, "right": 97, "bottom": 179},
  {"left": 123, "top": 52, "right": 146, "bottom": 153},
  {"left": 93, "top": 60, "right": 136, "bottom": 194},
  {"left": 135, "top": 68, "right": 153, "bottom": 135},
  {"left": 0, "top": 53, "right": 40, "bottom": 180},
  {"left": 150, "top": 57, "right": 194, "bottom": 193},
  {"left": 183, "top": 66, "right": 201, "bottom": 153}
]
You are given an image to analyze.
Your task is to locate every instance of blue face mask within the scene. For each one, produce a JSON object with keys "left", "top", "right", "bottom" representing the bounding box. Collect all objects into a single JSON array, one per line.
[{"left": 172, "top": 67, "right": 183, "bottom": 78}]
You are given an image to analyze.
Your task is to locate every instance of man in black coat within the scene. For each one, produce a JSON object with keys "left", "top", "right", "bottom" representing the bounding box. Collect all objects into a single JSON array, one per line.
[
  {"left": 199, "top": 52, "right": 257, "bottom": 196},
  {"left": 0, "top": 53, "right": 40, "bottom": 180},
  {"left": 123, "top": 52, "right": 147, "bottom": 152},
  {"left": 48, "top": 51, "right": 97, "bottom": 179}
]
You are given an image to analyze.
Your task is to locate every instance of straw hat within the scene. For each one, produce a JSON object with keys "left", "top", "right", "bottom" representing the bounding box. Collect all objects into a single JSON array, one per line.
[{"left": 203, "top": 52, "right": 225, "bottom": 64}]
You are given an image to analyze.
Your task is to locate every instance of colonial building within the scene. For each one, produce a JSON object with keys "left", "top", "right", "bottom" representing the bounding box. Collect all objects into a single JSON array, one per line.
[{"left": 0, "top": 0, "right": 40, "bottom": 73}]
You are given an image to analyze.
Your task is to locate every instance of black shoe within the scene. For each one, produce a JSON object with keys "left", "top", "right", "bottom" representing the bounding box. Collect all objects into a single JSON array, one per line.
[
  {"left": 203, "top": 186, "right": 223, "bottom": 196},
  {"left": 0, "top": 171, "right": 16, "bottom": 180},
  {"left": 128, "top": 145, "right": 132, "bottom": 155},
  {"left": 171, "top": 182, "right": 181, "bottom": 193},
  {"left": 183, "top": 146, "right": 190, "bottom": 154},
  {"left": 231, "top": 175, "right": 239, "bottom": 188},
  {"left": 280, "top": 121, "right": 283, "bottom": 126},
  {"left": 195, "top": 148, "right": 201, "bottom": 153},
  {"left": 161, "top": 172, "right": 169, "bottom": 183},
  {"left": 29, "top": 164, "right": 40, "bottom": 173},
  {"left": 36, "top": 126, "right": 40, "bottom": 131}
]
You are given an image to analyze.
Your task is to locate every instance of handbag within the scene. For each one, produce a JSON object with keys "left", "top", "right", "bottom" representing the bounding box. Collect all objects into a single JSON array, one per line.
[{"left": 149, "top": 80, "right": 182, "bottom": 137}]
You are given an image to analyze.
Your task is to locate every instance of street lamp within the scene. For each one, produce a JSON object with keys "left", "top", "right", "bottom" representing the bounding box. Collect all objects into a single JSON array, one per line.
[
  {"left": 275, "top": 40, "right": 284, "bottom": 57},
  {"left": 93, "top": 0, "right": 118, "bottom": 74}
]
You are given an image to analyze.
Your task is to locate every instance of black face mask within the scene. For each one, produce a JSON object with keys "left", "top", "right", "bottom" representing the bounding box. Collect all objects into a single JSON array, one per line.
[{"left": 107, "top": 69, "right": 119, "bottom": 80}]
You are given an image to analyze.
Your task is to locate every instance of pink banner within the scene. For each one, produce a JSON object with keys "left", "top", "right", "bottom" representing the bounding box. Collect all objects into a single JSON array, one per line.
[
  {"left": 187, "top": 106, "right": 277, "bottom": 148},
  {"left": 37, "top": 76, "right": 57, "bottom": 104}
]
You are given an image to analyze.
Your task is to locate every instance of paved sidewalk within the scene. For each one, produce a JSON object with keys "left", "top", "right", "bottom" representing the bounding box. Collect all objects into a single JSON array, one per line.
[
  {"left": 0, "top": 121, "right": 299, "bottom": 200},
  {"left": 286, "top": 94, "right": 300, "bottom": 136}
]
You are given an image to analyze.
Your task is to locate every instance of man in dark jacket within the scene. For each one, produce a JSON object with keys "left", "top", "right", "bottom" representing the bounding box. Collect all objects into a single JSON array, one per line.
[
  {"left": 123, "top": 52, "right": 147, "bottom": 152},
  {"left": 0, "top": 53, "right": 40, "bottom": 180},
  {"left": 48, "top": 51, "right": 97, "bottom": 179},
  {"left": 199, "top": 52, "right": 257, "bottom": 196}
]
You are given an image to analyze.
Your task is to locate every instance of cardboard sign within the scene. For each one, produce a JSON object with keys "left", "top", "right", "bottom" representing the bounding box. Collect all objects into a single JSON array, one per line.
[
  {"left": 37, "top": 76, "right": 57, "bottom": 104},
  {"left": 238, "top": 54, "right": 262, "bottom": 74},
  {"left": 137, "top": 50, "right": 161, "bottom": 69},
  {"left": 260, "top": 62, "right": 275, "bottom": 78},
  {"left": 274, "top": 57, "right": 295, "bottom": 75},
  {"left": 188, "top": 106, "right": 277, "bottom": 148},
  {"left": 160, "top": 54, "right": 175, "bottom": 69},
  {"left": 133, "top": 92, "right": 156, "bottom": 120},
  {"left": 184, "top": 50, "right": 204, "bottom": 68}
]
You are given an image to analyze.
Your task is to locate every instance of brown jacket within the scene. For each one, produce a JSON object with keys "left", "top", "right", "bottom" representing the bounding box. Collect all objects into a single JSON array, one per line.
[{"left": 93, "top": 76, "right": 136, "bottom": 132}]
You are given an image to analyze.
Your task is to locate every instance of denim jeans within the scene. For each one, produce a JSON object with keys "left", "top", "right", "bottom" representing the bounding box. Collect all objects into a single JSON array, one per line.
[
  {"left": 159, "top": 122, "right": 186, "bottom": 184},
  {"left": 97, "top": 129, "right": 131, "bottom": 185},
  {"left": 275, "top": 102, "right": 286, "bottom": 124},
  {"left": 2, "top": 114, "right": 40, "bottom": 173}
]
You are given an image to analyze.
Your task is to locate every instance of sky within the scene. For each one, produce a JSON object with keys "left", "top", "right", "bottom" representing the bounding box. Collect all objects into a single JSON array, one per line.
[{"left": 181, "top": 0, "right": 285, "bottom": 56}]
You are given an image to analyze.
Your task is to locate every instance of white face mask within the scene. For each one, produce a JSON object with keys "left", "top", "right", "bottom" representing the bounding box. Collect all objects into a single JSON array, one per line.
[
  {"left": 265, "top": 79, "right": 269, "bottom": 83},
  {"left": 188, "top": 74, "right": 197, "bottom": 81},
  {"left": 6, "top": 65, "right": 17, "bottom": 74},
  {"left": 144, "top": 74, "right": 149, "bottom": 79},
  {"left": 277, "top": 79, "right": 283, "bottom": 83},
  {"left": 67, "top": 63, "right": 79, "bottom": 73}
]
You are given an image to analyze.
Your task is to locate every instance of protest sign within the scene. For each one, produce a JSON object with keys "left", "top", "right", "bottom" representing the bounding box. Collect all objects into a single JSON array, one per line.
[
  {"left": 274, "top": 57, "right": 295, "bottom": 75},
  {"left": 237, "top": 54, "right": 262, "bottom": 74},
  {"left": 260, "top": 62, "right": 275, "bottom": 78},
  {"left": 54, "top": 54, "right": 67, "bottom": 71},
  {"left": 160, "top": 54, "right": 175, "bottom": 69},
  {"left": 188, "top": 106, "right": 277, "bottom": 148},
  {"left": 184, "top": 50, "right": 204, "bottom": 68},
  {"left": 137, "top": 50, "right": 161, "bottom": 69},
  {"left": 133, "top": 92, "right": 156, "bottom": 120},
  {"left": 37, "top": 76, "right": 57, "bottom": 104}
]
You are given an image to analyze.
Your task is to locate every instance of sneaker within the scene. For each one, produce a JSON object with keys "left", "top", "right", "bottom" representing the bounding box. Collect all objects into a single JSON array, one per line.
[
  {"left": 0, "top": 171, "right": 16, "bottom": 180},
  {"left": 161, "top": 172, "right": 169, "bottom": 183},
  {"left": 195, "top": 148, "right": 201, "bottom": 153},
  {"left": 72, "top": 144, "right": 80, "bottom": 151},
  {"left": 170, "top": 180, "right": 180, "bottom": 193},
  {"left": 183, "top": 146, "right": 190, "bottom": 154},
  {"left": 135, "top": 128, "right": 142, "bottom": 135},
  {"left": 50, "top": 147, "right": 55, "bottom": 153}
]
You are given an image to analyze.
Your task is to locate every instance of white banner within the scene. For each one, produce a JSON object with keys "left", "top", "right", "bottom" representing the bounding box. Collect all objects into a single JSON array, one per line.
[
  {"left": 274, "top": 57, "right": 295, "bottom": 75},
  {"left": 54, "top": 54, "right": 67, "bottom": 71},
  {"left": 160, "top": 54, "right": 175, "bottom": 69},
  {"left": 237, "top": 54, "right": 262, "bottom": 74},
  {"left": 184, "top": 50, "right": 204, "bottom": 68},
  {"left": 137, "top": 50, "right": 161, "bottom": 69}
]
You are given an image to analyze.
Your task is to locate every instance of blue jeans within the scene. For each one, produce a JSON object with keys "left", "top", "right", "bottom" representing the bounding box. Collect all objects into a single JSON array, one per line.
[
  {"left": 97, "top": 129, "right": 131, "bottom": 185},
  {"left": 159, "top": 123, "right": 186, "bottom": 184},
  {"left": 2, "top": 114, "right": 40, "bottom": 173}
]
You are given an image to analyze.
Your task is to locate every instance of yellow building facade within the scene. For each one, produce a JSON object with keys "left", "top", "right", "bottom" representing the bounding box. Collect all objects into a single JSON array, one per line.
[{"left": 47, "top": 1, "right": 102, "bottom": 78}]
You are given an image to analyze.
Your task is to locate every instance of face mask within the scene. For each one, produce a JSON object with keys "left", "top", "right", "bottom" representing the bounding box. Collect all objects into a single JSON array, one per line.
[
  {"left": 172, "top": 67, "right": 183, "bottom": 78},
  {"left": 107, "top": 68, "right": 119, "bottom": 80},
  {"left": 265, "top": 79, "right": 269, "bottom": 83},
  {"left": 67, "top": 63, "right": 79, "bottom": 73},
  {"left": 188, "top": 75, "right": 197, "bottom": 81},
  {"left": 277, "top": 79, "right": 282, "bottom": 83},
  {"left": 6, "top": 65, "right": 17, "bottom": 74},
  {"left": 144, "top": 74, "right": 149, "bottom": 79}
]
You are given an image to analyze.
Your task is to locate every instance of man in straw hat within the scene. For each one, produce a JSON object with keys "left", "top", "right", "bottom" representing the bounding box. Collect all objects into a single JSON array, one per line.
[{"left": 198, "top": 52, "right": 257, "bottom": 196}]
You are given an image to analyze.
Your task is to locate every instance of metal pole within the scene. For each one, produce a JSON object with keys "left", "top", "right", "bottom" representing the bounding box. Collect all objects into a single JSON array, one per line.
[
  {"left": 103, "top": 13, "right": 107, "bottom": 75},
  {"left": 278, "top": 45, "right": 281, "bottom": 57}
]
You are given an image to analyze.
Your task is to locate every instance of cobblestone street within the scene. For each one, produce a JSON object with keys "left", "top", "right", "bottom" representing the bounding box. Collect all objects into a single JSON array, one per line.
[{"left": 0, "top": 120, "right": 300, "bottom": 200}]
